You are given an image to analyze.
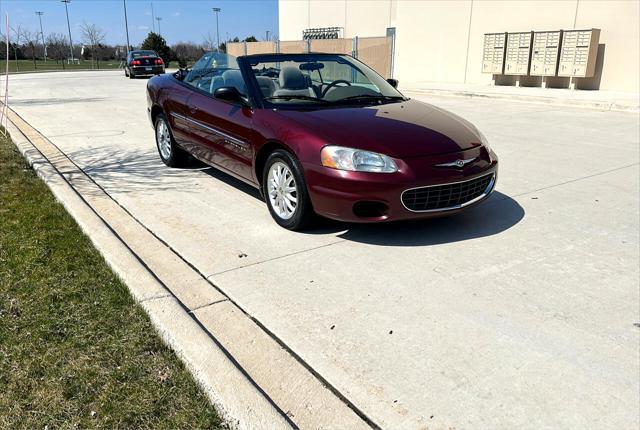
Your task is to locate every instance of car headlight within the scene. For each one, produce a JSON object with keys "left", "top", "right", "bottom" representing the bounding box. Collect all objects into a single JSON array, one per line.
[{"left": 320, "top": 145, "right": 398, "bottom": 173}]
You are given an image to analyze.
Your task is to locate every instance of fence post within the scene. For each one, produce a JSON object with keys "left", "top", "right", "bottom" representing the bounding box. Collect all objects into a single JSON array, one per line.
[
  {"left": 243, "top": 41, "right": 248, "bottom": 55},
  {"left": 351, "top": 36, "right": 359, "bottom": 82},
  {"left": 386, "top": 27, "right": 396, "bottom": 78}
]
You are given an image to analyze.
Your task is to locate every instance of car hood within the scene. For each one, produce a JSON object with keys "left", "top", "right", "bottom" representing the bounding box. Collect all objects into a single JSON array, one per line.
[{"left": 274, "top": 99, "right": 482, "bottom": 158}]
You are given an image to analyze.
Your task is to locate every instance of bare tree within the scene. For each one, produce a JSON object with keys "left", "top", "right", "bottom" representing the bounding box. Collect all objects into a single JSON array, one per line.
[
  {"left": 22, "top": 29, "right": 39, "bottom": 70},
  {"left": 80, "top": 22, "right": 106, "bottom": 69},
  {"left": 172, "top": 41, "right": 205, "bottom": 67},
  {"left": 46, "top": 33, "right": 68, "bottom": 70},
  {"left": 203, "top": 32, "right": 215, "bottom": 51},
  {"left": 10, "top": 24, "right": 24, "bottom": 72}
]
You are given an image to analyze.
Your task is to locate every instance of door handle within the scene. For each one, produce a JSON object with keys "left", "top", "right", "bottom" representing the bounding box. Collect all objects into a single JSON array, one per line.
[{"left": 188, "top": 105, "right": 199, "bottom": 114}]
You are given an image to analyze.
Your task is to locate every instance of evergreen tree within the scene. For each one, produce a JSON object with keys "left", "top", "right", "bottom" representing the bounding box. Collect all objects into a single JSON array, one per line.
[{"left": 141, "top": 32, "right": 171, "bottom": 65}]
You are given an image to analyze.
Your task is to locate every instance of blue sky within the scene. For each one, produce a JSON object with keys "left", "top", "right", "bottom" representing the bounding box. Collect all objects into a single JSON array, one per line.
[{"left": 1, "top": 0, "right": 279, "bottom": 46}]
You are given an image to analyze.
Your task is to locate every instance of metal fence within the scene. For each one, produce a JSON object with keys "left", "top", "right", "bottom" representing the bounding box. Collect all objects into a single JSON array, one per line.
[{"left": 227, "top": 35, "right": 394, "bottom": 78}]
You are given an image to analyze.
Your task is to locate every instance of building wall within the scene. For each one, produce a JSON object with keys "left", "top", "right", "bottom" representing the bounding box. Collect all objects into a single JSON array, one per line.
[
  {"left": 279, "top": 0, "right": 395, "bottom": 40},
  {"left": 278, "top": 0, "right": 639, "bottom": 92},
  {"left": 573, "top": 0, "right": 639, "bottom": 92}
]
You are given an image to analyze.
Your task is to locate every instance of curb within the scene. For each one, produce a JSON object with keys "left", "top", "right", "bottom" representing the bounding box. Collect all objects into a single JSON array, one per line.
[
  {"left": 6, "top": 109, "right": 375, "bottom": 430},
  {"left": 403, "top": 88, "right": 640, "bottom": 113},
  {"left": 6, "top": 118, "right": 292, "bottom": 430}
]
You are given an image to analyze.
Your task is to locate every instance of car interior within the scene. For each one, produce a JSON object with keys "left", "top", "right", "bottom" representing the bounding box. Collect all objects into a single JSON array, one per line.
[
  {"left": 183, "top": 54, "right": 389, "bottom": 104},
  {"left": 251, "top": 63, "right": 379, "bottom": 101}
]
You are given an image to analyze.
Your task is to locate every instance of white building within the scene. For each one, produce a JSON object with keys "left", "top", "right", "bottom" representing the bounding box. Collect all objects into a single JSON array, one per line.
[{"left": 279, "top": 0, "right": 639, "bottom": 92}]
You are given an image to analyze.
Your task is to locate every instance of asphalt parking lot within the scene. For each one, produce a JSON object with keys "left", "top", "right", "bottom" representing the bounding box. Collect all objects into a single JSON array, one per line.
[{"left": 8, "top": 70, "right": 639, "bottom": 428}]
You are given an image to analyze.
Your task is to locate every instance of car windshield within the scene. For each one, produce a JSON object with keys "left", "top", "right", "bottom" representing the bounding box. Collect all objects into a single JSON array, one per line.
[
  {"left": 131, "top": 50, "right": 157, "bottom": 58},
  {"left": 248, "top": 54, "right": 404, "bottom": 107},
  {"left": 184, "top": 52, "right": 246, "bottom": 95}
]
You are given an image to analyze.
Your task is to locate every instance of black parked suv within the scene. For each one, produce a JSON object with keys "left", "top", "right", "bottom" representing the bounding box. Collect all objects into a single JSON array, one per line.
[{"left": 124, "top": 50, "right": 165, "bottom": 78}]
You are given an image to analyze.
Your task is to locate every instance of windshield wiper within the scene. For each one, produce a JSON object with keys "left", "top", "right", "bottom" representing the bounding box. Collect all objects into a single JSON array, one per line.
[
  {"left": 332, "top": 94, "right": 405, "bottom": 104},
  {"left": 264, "top": 95, "right": 330, "bottom": 104}
]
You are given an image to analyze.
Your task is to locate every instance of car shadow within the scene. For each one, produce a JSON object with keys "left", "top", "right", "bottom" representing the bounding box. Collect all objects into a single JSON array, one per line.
[
  {"left": 201, "top": 165, "right": 524, "bottom": 245},
  {"left": 65, "top": 147, "right": 211, "bottom": 196},
  {"left": 65, "top": 146, "right": 523, "bottom": 246},
  {"left": 200, "top": 165, "right": 263, "bottom": 199},
  {"left": 327, "top": 192, "right": 524, "bottom": 246}
]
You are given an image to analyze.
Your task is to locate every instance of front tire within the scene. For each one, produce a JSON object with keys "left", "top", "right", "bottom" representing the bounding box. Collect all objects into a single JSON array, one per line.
[
  {"left": 154, "top": 114, "right": 188, "bottom": 167},
  {"left": 262, "top": 150, "right": 314, "bottom": 230}
]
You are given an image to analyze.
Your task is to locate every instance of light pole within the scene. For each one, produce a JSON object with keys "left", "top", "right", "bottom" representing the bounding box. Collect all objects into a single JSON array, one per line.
[
  {"left": 266, "top": 30, "right": 270, "bottom": 41},
  {"left": 123, "top": 0, "right": 130, "bottom": 55},
  {"left": 151, "top": 2, "right": 156, "bottom": 32},
  {"left": 212, "top": 8, "right": 221, "bottom": 52},
  {"left": 35, "top": 11, "right": 46, "bottom": 60},
  {"left": 61, "top": 0, "right": 74, "bottom": 62},
  {"left": 156, "top": 17, "right": 162, "bottom": 36}
]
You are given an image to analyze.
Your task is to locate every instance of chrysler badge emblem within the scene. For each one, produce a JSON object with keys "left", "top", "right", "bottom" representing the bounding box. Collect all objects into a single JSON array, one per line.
[{"left": 435, "top": 157, "right": 477, "bottom": 168}]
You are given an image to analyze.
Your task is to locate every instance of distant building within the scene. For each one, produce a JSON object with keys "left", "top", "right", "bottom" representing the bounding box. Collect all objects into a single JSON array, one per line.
[{"left": 278, "top": 0, "right": 639, "bottom": 92}]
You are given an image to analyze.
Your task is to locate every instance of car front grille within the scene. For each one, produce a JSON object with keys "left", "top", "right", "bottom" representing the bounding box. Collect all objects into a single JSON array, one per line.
[{"left": 401, "top": 173, "right": 495, "bottom": 212}]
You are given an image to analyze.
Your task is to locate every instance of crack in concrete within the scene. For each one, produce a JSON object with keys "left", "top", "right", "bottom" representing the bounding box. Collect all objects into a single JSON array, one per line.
[
  {"left": 189, "top": 298, "right": 229, "bottom": 313},
  {"left": 207, "top": 239, "right": 347, "bottom": 278},
  {"left": 140, "top": 293, "right": 172, "bottom": 303},
  {"left": 512, "top": 162, "right": 639, "bottom": 198}
]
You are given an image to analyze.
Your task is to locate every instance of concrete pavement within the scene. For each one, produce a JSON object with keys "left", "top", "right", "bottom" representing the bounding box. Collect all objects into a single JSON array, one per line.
[{"left": 6, "top": 70, "right": 639, "bottom": 429}]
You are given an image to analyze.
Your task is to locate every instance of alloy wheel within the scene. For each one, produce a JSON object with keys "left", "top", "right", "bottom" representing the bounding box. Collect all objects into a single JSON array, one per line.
[
  {"left": 267, "top": 161, "right": 298, "bottom": 220},
  {"left": 156, "top": 119, "right": 172, "bottom": 160}
]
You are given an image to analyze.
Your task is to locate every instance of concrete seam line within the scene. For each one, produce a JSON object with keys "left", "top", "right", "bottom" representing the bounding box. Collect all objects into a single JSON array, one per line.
[
  {"left": 6, "top": 110, "right": 379, "bottom": 429},
  {"left": 6, "top": 110, "right": 380, "bottom": 429},
  {"left": 5, "top": 118, "right": 294, "bottom": 430}
]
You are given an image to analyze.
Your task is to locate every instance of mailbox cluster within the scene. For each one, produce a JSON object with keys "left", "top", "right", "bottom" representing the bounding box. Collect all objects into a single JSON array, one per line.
[{"left": 482, "top": 28, "right": 600, "bottom": 79}]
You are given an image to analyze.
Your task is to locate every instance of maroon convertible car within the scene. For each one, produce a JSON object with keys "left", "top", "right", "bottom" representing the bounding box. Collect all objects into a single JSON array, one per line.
[{"left": 147, "top": 52, "right": 498, "bottom": 230}]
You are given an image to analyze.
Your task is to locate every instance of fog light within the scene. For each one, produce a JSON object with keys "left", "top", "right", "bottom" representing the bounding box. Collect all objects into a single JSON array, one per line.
[{"left": 353, "top": 201, "right": 389, "bottom": 218}]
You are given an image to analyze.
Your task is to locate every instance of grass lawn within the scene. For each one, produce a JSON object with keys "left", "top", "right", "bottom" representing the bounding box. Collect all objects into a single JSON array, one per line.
[
  {"left": 0, "top": 132, "right": 223, "bottom": 428},
  {"left": 0, "top": 59, "right": 124, "bottom": 73}
]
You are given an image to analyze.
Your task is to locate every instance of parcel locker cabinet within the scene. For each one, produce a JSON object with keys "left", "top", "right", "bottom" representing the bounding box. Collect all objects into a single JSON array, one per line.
[
  {"left": 530, "top": 30, "right": 562, "bottom": 76},
  {"left": 505, "top": 31, "right": 533, "bottom": 75},
  {"left": 558, "top": 28, "right": 600, "bottom": 77},
  {"left": 482, "top": 32, "right": 507, "bottom": 74}
]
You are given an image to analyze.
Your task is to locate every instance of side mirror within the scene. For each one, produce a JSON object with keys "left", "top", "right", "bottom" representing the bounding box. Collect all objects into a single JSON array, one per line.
[
  {"left": 174, "top": 68, "right": 189, "bottom": 80},
  {"left": 386, "top": 78, "right": 399, "bottom": 88},
  {"left": 214, "top": 86, "right": 248, "bottom": 106}
]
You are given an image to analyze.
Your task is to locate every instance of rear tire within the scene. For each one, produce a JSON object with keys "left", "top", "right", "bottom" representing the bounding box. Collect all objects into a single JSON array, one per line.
[
  {"left": 262, "top": 149, "right": 315, "bottom": 231},
  {"left": 154, "top": 114, "right": 189, "bottom": 167}
]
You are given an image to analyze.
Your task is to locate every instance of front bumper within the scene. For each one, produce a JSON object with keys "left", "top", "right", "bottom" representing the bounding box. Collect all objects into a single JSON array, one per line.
[
  {"left": 131, "top": 65, "right": 165, "bottom": 76},
  {"left": 303, "top": 146, "right": 498, "bottom": 223}
]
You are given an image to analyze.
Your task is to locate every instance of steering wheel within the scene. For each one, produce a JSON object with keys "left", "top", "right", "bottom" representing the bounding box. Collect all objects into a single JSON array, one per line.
[{"left": 321, "top": 79, "right": 351, "bottom": 97}]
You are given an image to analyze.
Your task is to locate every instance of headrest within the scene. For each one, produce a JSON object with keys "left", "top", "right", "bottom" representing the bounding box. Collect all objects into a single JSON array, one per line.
[
  {"left": 279, "top": 67, "right": 307, "bottom": 90},
  {"left": 256, "top": 76, "right": 275, "bottom": 88}
]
